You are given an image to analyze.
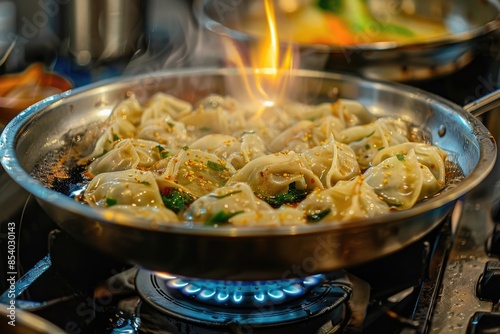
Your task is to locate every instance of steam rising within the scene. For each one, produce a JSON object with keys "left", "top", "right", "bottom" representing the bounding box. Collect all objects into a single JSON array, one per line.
[{"left": 124, "top": 0, "right": 223, "bottom": 74}]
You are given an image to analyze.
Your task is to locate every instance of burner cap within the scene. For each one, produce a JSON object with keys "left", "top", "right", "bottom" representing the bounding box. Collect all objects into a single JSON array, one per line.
[{"left": 135, "top": 270, "right": 352, "bottom": 333}]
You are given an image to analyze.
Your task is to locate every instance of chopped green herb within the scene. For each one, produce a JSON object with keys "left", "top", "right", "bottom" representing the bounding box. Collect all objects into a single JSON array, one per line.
[
  {"left": 113, "top": 133, "right": 120, "bottom": 141},
  {"left": 396, "top": 154, "right": 405, "bottom": 161},
  {"left": 161, "top": 187, "right": 194, "bottom": 213},
  {"left": 378, "top": 146, "right": 385, "bottom": 151},
  {"left": 207, "top": 160, "right": 227, "bottom": 172},
  {"left": 105, "top": 198, "right": 117, "bottom": 207},
  {"left": 365, "top": 131, "right": 375, "bottom": 138},
  {"left": 375, "top": 191, "right": 403, "bottom": 207},
  {"left": 200, "top": 127, "right": 212, "bottom": 132},
  {"left": 306, "top": 209, "right": 331, "bottom": 222},
  {"left": 258, "top": 183, "right": 308, "bottom": 208},
  {"left": 167, "top": 122, "right": 175, "bottom": 128},
  {"left": 140, "top": 181, "right": 151, "bottom": 185},
  {"left": 182, "top": 146, "right": 189, "bottom": 151},
  {"left": 209, "top": 190, "right": 242, "bottom": 199},
  {"left": 365, "top": 144, "right": 370, "bottom": 150},
  {"left": 205, "top": 210, "right": 244, "bottom": 225},
  {"left": 156, "top": 145, "right": 169, "bottom": 159}
]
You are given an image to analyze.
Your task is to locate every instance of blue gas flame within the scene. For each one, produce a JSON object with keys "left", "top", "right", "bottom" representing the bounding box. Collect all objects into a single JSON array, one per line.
[{"left": 155, "top": 273, "right": 326, "bottom": 307}]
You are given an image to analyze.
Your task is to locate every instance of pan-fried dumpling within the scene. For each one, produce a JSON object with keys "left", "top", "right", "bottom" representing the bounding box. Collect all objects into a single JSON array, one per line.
[
  {"left": 190, "top": 134, "right": 241, "bottom": 161},
  {"left": 268, "top": 120, "right": 316, "bottom": 153},
  {"left": 372, "top": 142, "right": 447, "bottom": 183},
  {"left": 88, "top": 139, "right": 166, "bottom": 175},
  {"left": 227, "top": 151, "right": 322, "bottom": 200},
  {"left": 339, "top": 117, "right": 409, "bottom": 169},
  {"left": 108, "top": 94, "right": 143, "bottom": 125},
  {"left": 197, "top": 94, "right": 241, "bottom": 113},
  {"left": 313, "top": 115, "right": 346, "bottom": 142},
  {"left": 228, "top": 131, "right": 269, "bottom": 170},
  {"left": 180, "top": 100, "right": 246, "bottom": 138},
  {"left": 302, "top": 135, "right": 361, "bottom": 188},
  {"left": 298, "top": 176, "right": 390, "bottom": 222},
  {"left": 84, "top": 169, "right": 164, "bottom": 208},
  {"left": 137, "top": 118, "right": 190, "bottom": 150},
  {"left": 180, "top": 105, "right": 230, "bottom": 136},
  {"left": 78, "top": 119, "right": 137, "bottom": 163},
  {"left": 108, "top": 205, "right": 179, "bottom": 223},
  {"left": 244, "top": 105, "right": 294, "bottom": 142},
  {"left": 141, "top": 92, "right": 193, "bottom": 123},
  {"left": 363, "top": 149, "right": 442, "bottom": 209},
  {"left": 183, "top": 182, "right": 272, "bottom": 224},
  {"left": 286, "top": 100, "right": 375, "bottom": 127},
  {"left": 154, "top": 148, "right": 236, "bottom": 198},
  {"left": 331, "top": 99, "right": 377, "bottom": 126},
  {"left": 229, "top": 207, "right": 307, "bottom": 227}
]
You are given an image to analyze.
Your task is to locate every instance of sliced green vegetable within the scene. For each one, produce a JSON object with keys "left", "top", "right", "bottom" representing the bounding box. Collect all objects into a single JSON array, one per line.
[
  {"left": 205, "top": 210, "right": 244, "bottom": 226},
  {"left": 207, "top": 161, "right": 227, "bottom": 172}
]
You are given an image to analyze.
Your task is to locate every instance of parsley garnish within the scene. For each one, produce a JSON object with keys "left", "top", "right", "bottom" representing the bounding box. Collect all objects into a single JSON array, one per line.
[
  {"left": 182, "top": 146, "right": 189, "bottom": 151},
  {"left": 161, "top": 187, "right": 194, "bottom": 213},
  {"left": 396, "top": 154, "right": 405, "bottom": 161},
  {"left": 113, "top": 133, "right": 120, "bottom": 141},
  {"left": 258, "top": 183, "right": 308, "bottom": 208}
]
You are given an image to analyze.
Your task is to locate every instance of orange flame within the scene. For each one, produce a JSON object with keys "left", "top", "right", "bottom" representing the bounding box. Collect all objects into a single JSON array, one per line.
[{"left": 223, "top": 0, "right": 294, "bottom": 107}]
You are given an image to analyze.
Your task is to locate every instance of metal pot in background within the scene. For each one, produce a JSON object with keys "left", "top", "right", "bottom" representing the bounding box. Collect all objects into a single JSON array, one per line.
[
  {"left": 61, "top": 0, "right": 145, "bottom": 66},
  {"left": 196, "top": 0, "right": 500, "bottom": 82}
]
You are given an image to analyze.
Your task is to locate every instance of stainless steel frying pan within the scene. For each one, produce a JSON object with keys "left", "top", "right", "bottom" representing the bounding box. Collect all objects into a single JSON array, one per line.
[{"left": 0, "top": 68, "right": 496, "bottom": 280}]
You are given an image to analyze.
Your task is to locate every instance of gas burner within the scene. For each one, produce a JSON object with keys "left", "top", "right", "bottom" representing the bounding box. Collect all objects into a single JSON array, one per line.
[
  {"left": 154, "top": 272, "right": 324, "bottom": 307},
  {"left": 135, "top": 270, "right": 352, "bottom": 333}
]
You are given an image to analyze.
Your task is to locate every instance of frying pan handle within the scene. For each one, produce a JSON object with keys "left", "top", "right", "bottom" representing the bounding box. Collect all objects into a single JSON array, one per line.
[{"left": 463, "top": 88, "right": 500, "bottom": 117}]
